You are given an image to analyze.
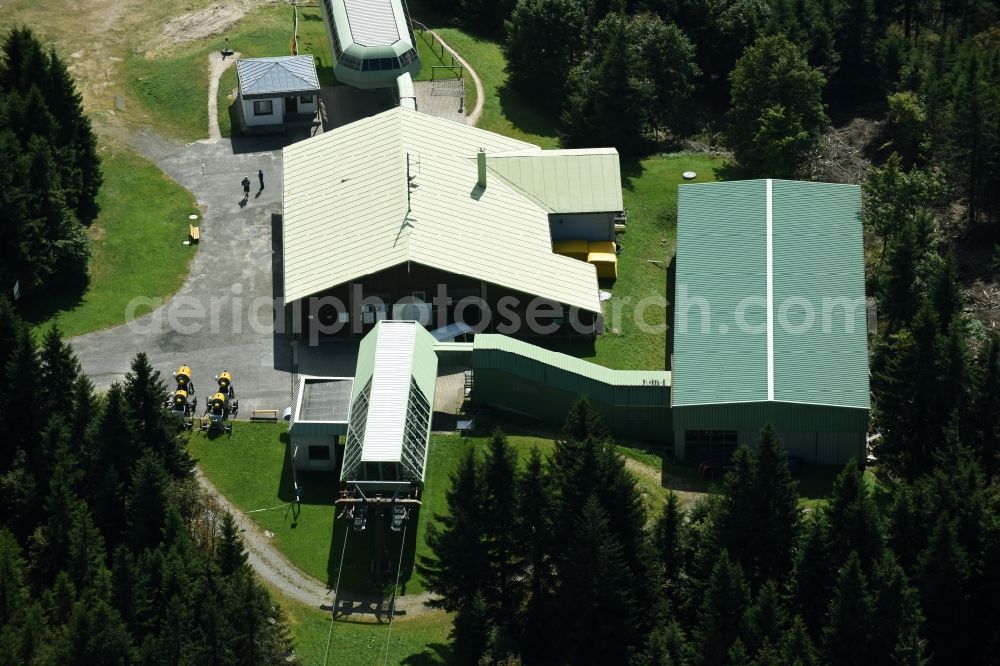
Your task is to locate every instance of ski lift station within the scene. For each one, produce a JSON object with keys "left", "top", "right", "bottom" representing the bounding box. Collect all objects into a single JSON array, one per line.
[
  {"left": 319, "top": 0, "right": 420, "bottom": 89},
  {"left": 281, "top": 127, "right": 869, "bottom": 470}
]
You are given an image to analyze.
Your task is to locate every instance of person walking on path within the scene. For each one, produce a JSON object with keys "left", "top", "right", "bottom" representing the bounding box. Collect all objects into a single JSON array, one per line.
[
  {"left": 241, "top": 176, "right": 250, "bottom": 202},
  {"left": 258, "top": 169, "right": 264, "bottom": 191}
]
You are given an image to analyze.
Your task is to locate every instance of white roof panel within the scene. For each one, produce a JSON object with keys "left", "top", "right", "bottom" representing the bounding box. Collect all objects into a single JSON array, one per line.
[
  {"left": 282, "top": 108, "right": 603, "bottom": 314},
  {"left": 343, "top": 0, "right": 400, "bottom": 46},
  {"left": 361, "top": 322, "right": 415, "bottom": 462}
]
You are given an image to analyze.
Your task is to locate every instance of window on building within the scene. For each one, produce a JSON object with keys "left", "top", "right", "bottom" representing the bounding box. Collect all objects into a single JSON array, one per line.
[
  {"left": 299, "top": 94, "right": 314, "bottom": 104},
  {"left": 308, "top": 445, "right": 330, "bottom": 461},
  {"left": 253, "top": 100, "right": 273, "bottom": 116},
  {"left": 399, "top": 48, "right": 418, "bottom": 67},
  {"left": 684, "top": 429, "right": 738, "bottom": 462},
  {"left": 339, "top": 53, "right": 362, "bottom": 70}
]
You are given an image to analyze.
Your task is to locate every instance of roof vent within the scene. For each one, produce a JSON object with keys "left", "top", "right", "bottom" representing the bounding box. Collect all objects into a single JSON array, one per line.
[{"left": 477, "top": 147, "right": 486, "bottom": 188}]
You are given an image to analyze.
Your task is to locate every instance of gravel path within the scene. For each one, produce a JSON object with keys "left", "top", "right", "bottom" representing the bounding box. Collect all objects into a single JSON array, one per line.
[
  {"left": 196, "top": 466, "right": 440, "bottom": 618},
  {"left": 428, "top": 29, "right": 484, "bottom": 126},
  {"left": 206, "top": 50, "right": 239, "bottom": 142}
]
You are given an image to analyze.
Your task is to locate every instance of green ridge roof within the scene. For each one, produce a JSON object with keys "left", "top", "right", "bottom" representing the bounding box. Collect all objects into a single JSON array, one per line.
[
  {"left": 485, "top": 148, "right": 624, "bottom": 214},
  {"left": 672, "top": 179, "right": 869, "bottom": 410},
  {"left": 474, "top": 334, "right": 671, "bottom": 387}
]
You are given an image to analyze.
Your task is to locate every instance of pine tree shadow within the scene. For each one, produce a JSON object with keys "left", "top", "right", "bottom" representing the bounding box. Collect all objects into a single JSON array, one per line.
[
  {"left": 715, "top": 160, "right": 757, "bottom": 181},
  {"left": 496, "top": 83, "right": 559, "bottom": 140},
  {"left": 18, "top": 278, "right": 88, "bottom": 331},
  {"left": 618, "top": 157, "right": 647, "bottom": 192},
  {"left": 401, "top": 643, "right": 452, "bottom": 665}
]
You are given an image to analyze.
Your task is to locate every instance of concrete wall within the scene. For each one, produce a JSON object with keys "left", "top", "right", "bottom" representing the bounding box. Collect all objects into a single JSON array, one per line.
[
  {"left": 549, "top": 213, "right": 616, "bottom": 242},
  {"left": 240, "top": 93, "right": 318, "bottom": 127},
  {"left": 290, "top": 433, "right": 339, "bottom": 471}
]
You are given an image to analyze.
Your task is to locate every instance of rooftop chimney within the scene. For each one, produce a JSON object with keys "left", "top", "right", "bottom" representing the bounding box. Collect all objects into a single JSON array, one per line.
[{"left": 477, "top": 147, "right": 486, "bottom": 188}]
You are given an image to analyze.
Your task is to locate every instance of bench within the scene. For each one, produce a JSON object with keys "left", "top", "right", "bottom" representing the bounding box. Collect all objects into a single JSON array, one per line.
[
  {"left": 189, "top": 225, "right": 200, "bottom": 242},
  {"left": 250, "top": 409, "right": 279, "bottom": 422}
]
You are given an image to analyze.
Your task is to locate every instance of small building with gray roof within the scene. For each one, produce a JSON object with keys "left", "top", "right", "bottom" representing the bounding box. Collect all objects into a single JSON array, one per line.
[
  {"left": 289, "top": 376, "right": 353, "bottom": 470},
  {"left": 235, "top": 56, "right": 320, "bottom": 128}
]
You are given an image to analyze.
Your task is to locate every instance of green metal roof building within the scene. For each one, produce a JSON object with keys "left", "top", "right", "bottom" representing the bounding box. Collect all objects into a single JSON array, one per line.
[
  {"left": 472, "top": 335, "right": 671, "bottom": 444},
  {"left": 341, "top": 320, "right": 438, "bottom": 490},
  {"left": 672, "top": 179, "right": 869, "bottom": 464}
]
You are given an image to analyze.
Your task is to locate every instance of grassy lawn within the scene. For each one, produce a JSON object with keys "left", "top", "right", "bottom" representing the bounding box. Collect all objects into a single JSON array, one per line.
[
  {"left": 433, "top": 27, "right": 555, "bottom": 147},
  {"left": 412, "top": 29, "right": 460, "bottom": 83},
  {"left": 129, "top": 4, "right": 318, "bottom": 142},
  {"left": 22, "top": 147, "right": 198, "bottom": 338},
  {"left": 278, "top": 594, "right": 452, "bottom": 665},
  {"left": 187, "top": 422, "right": 337, "bottom": 585},
  {"left": 537, "top": 154, "right": 726, "bottom": 369},
  {"left": 190, "top": 423, "right": 553, "bottom": 597}
]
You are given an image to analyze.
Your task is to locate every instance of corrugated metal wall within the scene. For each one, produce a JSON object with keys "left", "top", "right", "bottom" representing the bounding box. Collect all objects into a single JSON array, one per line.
[
  {"left": 672, "top": 402, "right": 867, "bottom": 464},
  {"left": 472, "top": 368, "right": 672, "bottom": 444},
  {"left": 472, "top": 348, "right": 670, "bottom": 406}
]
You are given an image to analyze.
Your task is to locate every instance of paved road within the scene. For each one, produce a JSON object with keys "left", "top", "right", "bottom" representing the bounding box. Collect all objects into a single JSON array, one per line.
[{"left": 69, "top": 133, "right": 306, "bottom": 415}]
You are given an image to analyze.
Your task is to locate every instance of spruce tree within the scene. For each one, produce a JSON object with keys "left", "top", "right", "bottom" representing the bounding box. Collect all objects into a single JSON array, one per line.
[
  {"left": 877, "top": 214, "right": 922, "bottom": 327},
  {"left": 782, "top": 614, "right": 819, "bottom": 666},
  {"left": 716, "top": 426, "right": 798, "bottom": 586},
  {"left": 557, "top": 495, "right": 642, "bottom": 664},
  {"left": 452, "top": 591, "right": 493, "bottom": 665},
  {"left": 945, "top": 44, "right": 1000, "bottom": 224},
  {"left": 745, "top": 580, "right": 787, "bottom": 655},
  {"left": 966, "top": 334, "right": 1000, "bottom": 482},
  {"left": 886, "top": 483, "right": 924, "bottom": 574},
  {"left": 418, "top": 447, "right": 490, "bottom": 612},
  {"left": 822, "top": 552, "right": 873, "bottom": 665},
  {"left": 66, "top": 503, "right": 107, "bottom": 593},
  {"left": 127, "top": 453, "right": 170, "bottom": 553},
  {"left": 653, "top": 491, "right": 686, "bottom": 590},
  {"left": 633, "top": 618, "right": 690, "bottom": 666},
  {"left": 482, "top": 429, "right": 523, "bottom": 619},
  {"left": 792, "top": 512, "right": 833, "bottom": 637},
  {"left": 0, "top": 528, "right": 29, "bottom": 661},
  {"left": 216, "top": 512, "right": 248, "bottom": 577},
  {"left": 694, "top": 550, "right": 750, "bottom": 666},
  {"left": 2, "top": 326, "right": 41, "bottom": 470},
  {"left": 42, "top": 48, "right": 101, "bottom": 223},
  {"left": 826, "top": 458, "right": 883, "bottom": 571},
  {"left": 869, "top": 551, "right": 925, "bottom": 664},
  {"left": 515, "top": 446, "right": 551, "bottom": 655},
  {"left": 38, "top": 325, "right": 81, "bottom": 416},
  {"left": 916, "top": 514, "right": 972, "bottom": 662},
  {"left": 0, "top": 296, "right": 21, "bottom": 392},
  {"left": 122, "top": 353, "right": 190, "bottom": 477}
]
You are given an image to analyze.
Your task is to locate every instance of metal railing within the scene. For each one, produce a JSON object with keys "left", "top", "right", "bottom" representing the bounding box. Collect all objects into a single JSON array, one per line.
[{"left": 411, "top": 19, "right": 463, "bottom": 79}]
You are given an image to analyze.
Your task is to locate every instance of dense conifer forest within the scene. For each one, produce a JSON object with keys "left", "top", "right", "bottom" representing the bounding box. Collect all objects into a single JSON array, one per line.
[
  {"left": 0, "top": 29, "right": 101, "bottom": 303},
  {"left": 0, "top": 300, "right": 296, "bottom": 664}
]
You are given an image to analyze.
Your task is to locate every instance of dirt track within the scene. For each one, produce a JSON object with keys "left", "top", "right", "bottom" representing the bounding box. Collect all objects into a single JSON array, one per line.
[{"left": 195, "top": 467, "right": 440, "bottom": 619}]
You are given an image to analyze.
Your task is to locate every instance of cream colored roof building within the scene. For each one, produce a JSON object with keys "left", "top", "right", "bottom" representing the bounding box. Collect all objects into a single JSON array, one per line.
[{"left": 282, "top": 107, "right": 624, "bottom": 315}]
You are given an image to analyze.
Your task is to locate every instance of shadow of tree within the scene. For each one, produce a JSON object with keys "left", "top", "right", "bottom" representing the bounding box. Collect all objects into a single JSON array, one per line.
[
  {"left": 715, "top": 160, "right": 757, "bottom": 181},
  {"left": 19, "top": 278, "right": 88, "bottom": 331},
  {"left": 401, "top": 642, "right": 453, "bottom": 665},
  {"left": 496, "top": 82, "right": 559, "bottom": 140}
]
